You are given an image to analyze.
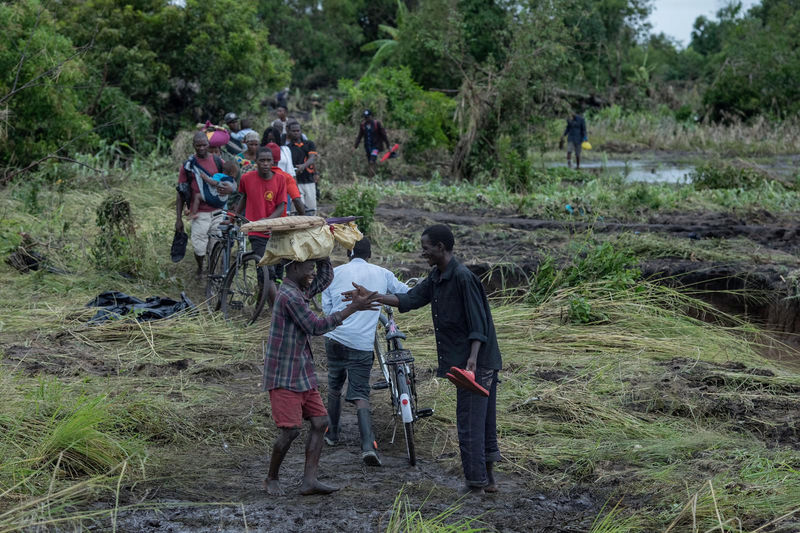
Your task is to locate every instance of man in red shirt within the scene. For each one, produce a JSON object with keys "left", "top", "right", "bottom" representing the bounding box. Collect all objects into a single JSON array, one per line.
[
  {"left": 236, "top": 148, "right": 287, "bottom": 307},
  {"left": 176, "top": 132, "right": 236, "bottom": 278}
]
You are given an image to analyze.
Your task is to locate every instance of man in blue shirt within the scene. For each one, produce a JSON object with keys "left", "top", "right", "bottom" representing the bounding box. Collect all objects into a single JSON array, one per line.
[{"left": 321, "top": 238, "right": 409, "bottom": 466}]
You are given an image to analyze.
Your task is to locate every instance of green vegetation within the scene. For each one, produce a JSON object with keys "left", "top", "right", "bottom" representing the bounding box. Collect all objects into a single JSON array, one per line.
[
  {"left": 327, "top": 67, "right": 456, "bottom": 156},
  {"left": 332, "top": 182, "right": 379, "bottom": 236},
  {"left": 377, "top": 166, "right": 800, "bottom": 221},
  {"left": 383, "top": 491, "right": 486, "bottom": 532},
  {"left": 2, "top": 0, "right": 290, "bottom": 167},
  {"left": 0, "top": 155, "right": 798, "bottom": 531},
  {"left": 3, "top": 0, "right": 800, "bottom": 530},
  {"left": 527, "top": 241, "right": 641, "bottom": 307}
]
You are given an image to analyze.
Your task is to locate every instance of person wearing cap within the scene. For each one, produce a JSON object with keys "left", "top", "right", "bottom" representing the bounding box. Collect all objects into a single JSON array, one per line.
[
  {"left": 320, "top": 238, "right": 409, "bottom": 466},
  {"left": 344, "top": 224, "right": 502, "bottom": 495},
  {"left": 223, "top": 112, "right": 245, "bottom": 156},
  {"left": 353, "top": 110, "right": 389, "bottom": 177}
]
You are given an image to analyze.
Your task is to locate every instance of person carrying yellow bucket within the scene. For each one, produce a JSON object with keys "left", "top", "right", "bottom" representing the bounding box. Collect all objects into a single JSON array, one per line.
[{"left": 559, "top": 111, "right": 588, "bottom": 169}]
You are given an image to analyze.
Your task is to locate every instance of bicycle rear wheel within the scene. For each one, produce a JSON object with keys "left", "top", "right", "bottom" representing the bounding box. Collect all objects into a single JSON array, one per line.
[
  {"left": 205, "top": 240, "right": 225, "bottom": 312},
  {"left": 395, "top": 365, "right": 417, "bottom": 466},
  {"left": 220, "top": 252, "right": 266, "bottom": 325}
]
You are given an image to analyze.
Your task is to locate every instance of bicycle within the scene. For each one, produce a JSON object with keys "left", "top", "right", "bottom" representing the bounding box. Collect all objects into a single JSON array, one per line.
[
  {"left": 372, "top": 303, "right": 433, "bottom": 466},
  {"left": 205, "top": 210, "right": 268, "bottom": 325}
]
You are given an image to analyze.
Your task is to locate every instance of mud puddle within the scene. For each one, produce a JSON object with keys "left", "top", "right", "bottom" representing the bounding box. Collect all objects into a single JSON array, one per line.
[
  {"left": 113, "top": 434, "right": 600, "bottom": 533},
  {"left": 549, "top": 158, "right": 694, "bottom": 183}
]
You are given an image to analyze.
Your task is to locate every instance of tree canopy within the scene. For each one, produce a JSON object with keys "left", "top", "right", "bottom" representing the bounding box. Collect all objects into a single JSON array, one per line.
[{"left": 3, "top": 0, "right": 799, "bottom": 176}]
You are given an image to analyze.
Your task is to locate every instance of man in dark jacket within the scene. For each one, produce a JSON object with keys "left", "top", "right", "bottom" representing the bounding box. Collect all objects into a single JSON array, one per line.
[
  {"left": 560, "top": 112, "right": 587, "bottom": 169},
  {"left": 354, "top": 109, "right": 389, "bottom": 177},
  {"left": 346, "top": 224, "right": 502, "bottom": 495}
]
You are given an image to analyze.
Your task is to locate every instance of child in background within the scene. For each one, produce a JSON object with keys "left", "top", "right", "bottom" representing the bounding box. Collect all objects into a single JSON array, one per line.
[{"left": 189, "top": 160, "right": 238, "bottom": 218}]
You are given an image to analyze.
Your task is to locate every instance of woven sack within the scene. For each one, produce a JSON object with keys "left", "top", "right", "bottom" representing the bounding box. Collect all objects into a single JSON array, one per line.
[
  {"left": 331, "top": 222, "right": 363, "bottom": 251},
  {"left": 258, "top": 225, "right": 335, "bottom": 266},
  {"left": 241, "top": 216, "right": 325, "bottom": 234}
]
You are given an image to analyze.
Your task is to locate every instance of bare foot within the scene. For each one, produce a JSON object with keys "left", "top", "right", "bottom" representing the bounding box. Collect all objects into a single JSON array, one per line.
[
  {"left": 299, "top": 479, "right": 339, "bottom": 496},
  {"left": 264, "top": 478, "right": 284, "bottom": 496},
  {"left": 458, "top": 485, "right": 485, "bottom": 496},
  {"left": 484, "top": 483, "right": 499, "bottom": 493}
]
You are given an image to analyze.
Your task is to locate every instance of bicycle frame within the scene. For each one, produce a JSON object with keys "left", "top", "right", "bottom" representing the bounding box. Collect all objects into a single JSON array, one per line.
[
  {"left": 214, "top": 210, "right": 250, "bottom": 275},
  {"left": 374, "top": 305, "right": 432, "bottom": 465}
]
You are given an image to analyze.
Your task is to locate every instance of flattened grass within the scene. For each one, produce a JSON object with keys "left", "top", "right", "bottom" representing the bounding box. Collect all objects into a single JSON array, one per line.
[
  {"left": 2, "top": 156, "right": 800, "bottom": 531},
  {"left": 398, "top": 281, "right": 800, "bottom": 531}
]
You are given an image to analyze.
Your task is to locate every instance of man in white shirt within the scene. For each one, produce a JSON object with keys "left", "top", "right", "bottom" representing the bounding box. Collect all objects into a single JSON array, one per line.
[{"left": 321, "top": 238, "right": 409, "bottom": 466}]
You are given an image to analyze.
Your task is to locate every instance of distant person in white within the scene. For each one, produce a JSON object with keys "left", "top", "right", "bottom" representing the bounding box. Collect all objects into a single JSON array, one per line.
[{"left": 321, "top": 238, "right": 409, "bottom": 466}]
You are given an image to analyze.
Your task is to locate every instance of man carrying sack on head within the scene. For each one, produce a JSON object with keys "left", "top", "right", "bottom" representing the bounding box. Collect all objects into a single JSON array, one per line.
[{"left": 262, "top": 250, "right": 381, "bottom": 496}]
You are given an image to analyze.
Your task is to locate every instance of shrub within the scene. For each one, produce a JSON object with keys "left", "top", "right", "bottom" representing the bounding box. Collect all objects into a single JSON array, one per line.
[
  {"left": 332, "top": 184, "right": 378, "bottom": 236},
  {"left": 91, "top": 192, "right": 138, "bottom": 275},
  {"left": 527, "top": 241, "right": 641, "bottom": 306},
  {"left": 625, "top": 183, "right": 663, "bottom": 210},
  {"left": 497, "top": 135, "right": 534, "bottom": 193},
  {"left": 690, "top": 162, "right": 769, "bottom": 190},
  {"left": 327, "top": 67, "right": 456, "bottom": 157},
  {"left": 567, "top": 296, "right": 608, "bottom": 324},
  {"left": 0, "top": 0, "right": 96, "bottom": 168}
]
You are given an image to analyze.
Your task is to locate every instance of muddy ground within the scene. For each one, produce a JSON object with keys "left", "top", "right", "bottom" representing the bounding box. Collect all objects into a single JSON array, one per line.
[
  {"left": 374, "top": 200, "right": 800, "bottom": 358},
  {"left": 4, "top": 201, "right": 800, "bottom": 532}
]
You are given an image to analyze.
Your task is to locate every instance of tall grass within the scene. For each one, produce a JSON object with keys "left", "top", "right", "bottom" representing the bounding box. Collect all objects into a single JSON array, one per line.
[{"left": 584, "top": 106, "right": 800, "bottom": 156}]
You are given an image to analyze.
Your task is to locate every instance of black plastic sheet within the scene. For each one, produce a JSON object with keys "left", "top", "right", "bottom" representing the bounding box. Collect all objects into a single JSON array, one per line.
[{"left": 87, "top": 291, "right": 194, "bottom": 324}]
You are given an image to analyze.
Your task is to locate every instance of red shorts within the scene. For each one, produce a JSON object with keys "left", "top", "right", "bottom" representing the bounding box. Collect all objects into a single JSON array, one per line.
[{"left": 269, "top": 388, "right": 328, "bottom": 428}]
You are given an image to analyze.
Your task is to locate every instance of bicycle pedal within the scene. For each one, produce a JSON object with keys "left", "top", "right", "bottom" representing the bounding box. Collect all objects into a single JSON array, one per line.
[
  {"left": 229, "top": 301, "right": 244, "bottom": 310},
  {"left": 416, "top": 408, "right": 434, "bottom": 418},
  {"left": 371, "top": 380, "right": 390, "bottom": 390}
]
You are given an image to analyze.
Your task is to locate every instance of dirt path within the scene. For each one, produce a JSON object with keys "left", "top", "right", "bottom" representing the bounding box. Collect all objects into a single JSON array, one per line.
[{"left": 111, "top": 350, "right": 603, "bottom": 533}]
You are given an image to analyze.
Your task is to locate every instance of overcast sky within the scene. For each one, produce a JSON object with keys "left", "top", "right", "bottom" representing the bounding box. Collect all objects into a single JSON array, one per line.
[{"left": 649, "top": 0, "right": 761, "bottom": 47}]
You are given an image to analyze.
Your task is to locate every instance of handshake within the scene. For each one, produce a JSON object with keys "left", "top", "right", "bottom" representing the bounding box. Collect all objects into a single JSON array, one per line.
[{"left": 342, "top": 282, "right": 382, "bottom": 313}]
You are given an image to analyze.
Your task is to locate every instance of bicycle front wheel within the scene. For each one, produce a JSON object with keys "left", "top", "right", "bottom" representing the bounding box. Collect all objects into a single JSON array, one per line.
[
  {"left": 395, "top": 366, "right": 417, "bottom": 466},
  {"left": 205, "top": 240, "right": 225, "bottom": 313},
  {"left": 220, "top": 252, "right": 266, "bottom": 325}
]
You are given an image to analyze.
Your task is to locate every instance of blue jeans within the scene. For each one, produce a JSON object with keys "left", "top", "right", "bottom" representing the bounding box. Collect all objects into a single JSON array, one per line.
[{"left": 456, "top": 368, "right": 500, "bottom": 487}]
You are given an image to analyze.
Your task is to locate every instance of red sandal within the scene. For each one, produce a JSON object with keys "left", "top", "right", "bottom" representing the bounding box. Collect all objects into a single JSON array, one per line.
[{"left": 446, "top": 367, "right": 489, "bottom": 397}]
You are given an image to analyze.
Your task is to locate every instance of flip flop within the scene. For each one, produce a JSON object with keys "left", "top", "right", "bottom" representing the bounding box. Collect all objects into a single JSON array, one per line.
[
  {"left": 446, "top": 366, "right": 489, "bottom": 397},
  {"left": 170, "top": 231, "right": 188, "bottom": 263}
]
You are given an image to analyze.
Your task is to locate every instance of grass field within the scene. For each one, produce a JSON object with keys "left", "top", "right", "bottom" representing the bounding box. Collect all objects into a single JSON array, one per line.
[{"left": 1, "top": 155, "right": 799, "bottom": 531}]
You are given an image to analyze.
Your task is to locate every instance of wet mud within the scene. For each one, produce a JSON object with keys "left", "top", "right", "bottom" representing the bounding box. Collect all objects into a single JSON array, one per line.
[{"left": 624, "top": 358, "right": 800, "bottom": 449}]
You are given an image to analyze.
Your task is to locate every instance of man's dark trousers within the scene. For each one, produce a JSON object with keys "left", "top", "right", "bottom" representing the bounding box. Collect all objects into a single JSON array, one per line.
[{"left": 456, "top": 368, "right": 500, "bottom": 488}]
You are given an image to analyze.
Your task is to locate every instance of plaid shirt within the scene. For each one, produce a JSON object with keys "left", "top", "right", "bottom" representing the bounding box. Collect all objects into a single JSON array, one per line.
[{"left": 262, "top": 259, "right": 344, "bottom": 392}]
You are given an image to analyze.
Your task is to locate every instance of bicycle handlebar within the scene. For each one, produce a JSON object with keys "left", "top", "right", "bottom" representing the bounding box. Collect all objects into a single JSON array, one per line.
[{"left": 212, "top": 210, "right": 250, "bottom": 224}]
